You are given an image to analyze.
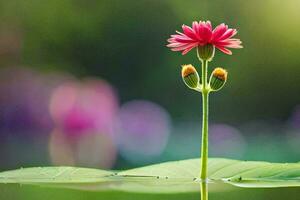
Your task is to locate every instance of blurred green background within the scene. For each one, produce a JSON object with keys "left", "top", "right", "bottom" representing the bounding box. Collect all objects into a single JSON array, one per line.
[{"left": 1, "top": 0, "right": 300, "bottom": 199}]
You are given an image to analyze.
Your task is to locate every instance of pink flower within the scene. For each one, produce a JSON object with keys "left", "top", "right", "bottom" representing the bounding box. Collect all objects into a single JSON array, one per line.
[{"left": 167, "top": 21, "right": 242, "bottom": 55}]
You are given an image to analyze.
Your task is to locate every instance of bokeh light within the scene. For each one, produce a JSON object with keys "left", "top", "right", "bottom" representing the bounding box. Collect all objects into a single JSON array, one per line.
[
  {"left": 48, "top": 78, "right": 119, "bottom": 168},
  {"left": 0, "top": 67, "right": 53, "bottom": 135},
  {"left": 114, "top": 100, "right": 171, "bottom": 165},
  {"left": 49, "top": 78, "right": 118, "bottom": 137},
  {"left": 0, "top": 67, "right": 64, "bottom": 168},
  {"left": 49, "top": 129, "right": 75, "bottom": 166},
  {"left": 77, "top": 132, "right": 117, "bottom": 168}
]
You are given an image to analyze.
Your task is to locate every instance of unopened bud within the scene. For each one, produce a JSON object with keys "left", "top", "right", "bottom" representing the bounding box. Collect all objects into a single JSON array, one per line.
[
  {"left": 181, "top": 64, "right": 200, "bottom": 89},
  {"left": 197, "top": 44, "right": 215, "bottom": 61},
  {"left": 209, "top": 67, "right": 227, "bottom": 91}
]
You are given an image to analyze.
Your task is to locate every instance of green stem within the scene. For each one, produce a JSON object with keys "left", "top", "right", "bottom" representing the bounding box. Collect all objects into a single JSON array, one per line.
[
  {"left": 200, "top": 90, "right": 209, "bottom": 200},
  {"left": 200, "top": 181, "right": 208, "bottom": 200},
  {"left": 199, "top": 56, "right": 209, "bottom": 200}
]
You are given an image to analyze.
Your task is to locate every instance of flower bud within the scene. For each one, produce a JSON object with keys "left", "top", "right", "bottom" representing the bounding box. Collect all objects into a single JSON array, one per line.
[
  {"left": 209, "top": 67, "right": 228, "bottom": 91},
  {"left": 197, "top": 44, "right": 215, "bottom": 61},
  {"left": 181, "top": 64, "right": 200, "bottom": 89}
]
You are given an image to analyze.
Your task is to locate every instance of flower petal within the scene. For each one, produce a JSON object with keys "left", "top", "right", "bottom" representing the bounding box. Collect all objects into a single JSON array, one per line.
[
  {"left": 192, "top": 21, "right": 199, "bottom": 35},
  {"left": 215, "top": 46, "right": 232, "bottom": 55},
  {"left": 218, "top": 29, "right": 237, "bottom": 41},
  {"left": 198, "top": 22, "right": 212, "bottom": 42},
  {"left": 212, "top": 23, "right": 227, "bottom": 41},
  {"left": 182, "top": 45, "right": 197, "bottom": 55},
  {"left": 205, "top": 21, "right": 212, "bottom": 31},
  {"left": 182, "top": 25, "right": 198, "bottom": 40}
]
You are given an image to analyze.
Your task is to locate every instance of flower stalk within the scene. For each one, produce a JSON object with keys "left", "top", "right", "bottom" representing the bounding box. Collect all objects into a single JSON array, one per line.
[
  {"left": 167, "top": 20, "right": 242, "bottom": 200},
  {"left": 198, "top": 49, "right": 210, "bottom": 200}
]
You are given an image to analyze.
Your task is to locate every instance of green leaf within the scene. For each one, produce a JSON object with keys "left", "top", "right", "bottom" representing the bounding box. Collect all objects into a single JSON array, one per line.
[{"left": 1, "top": 158, "right": 300, "bottom": 193}]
